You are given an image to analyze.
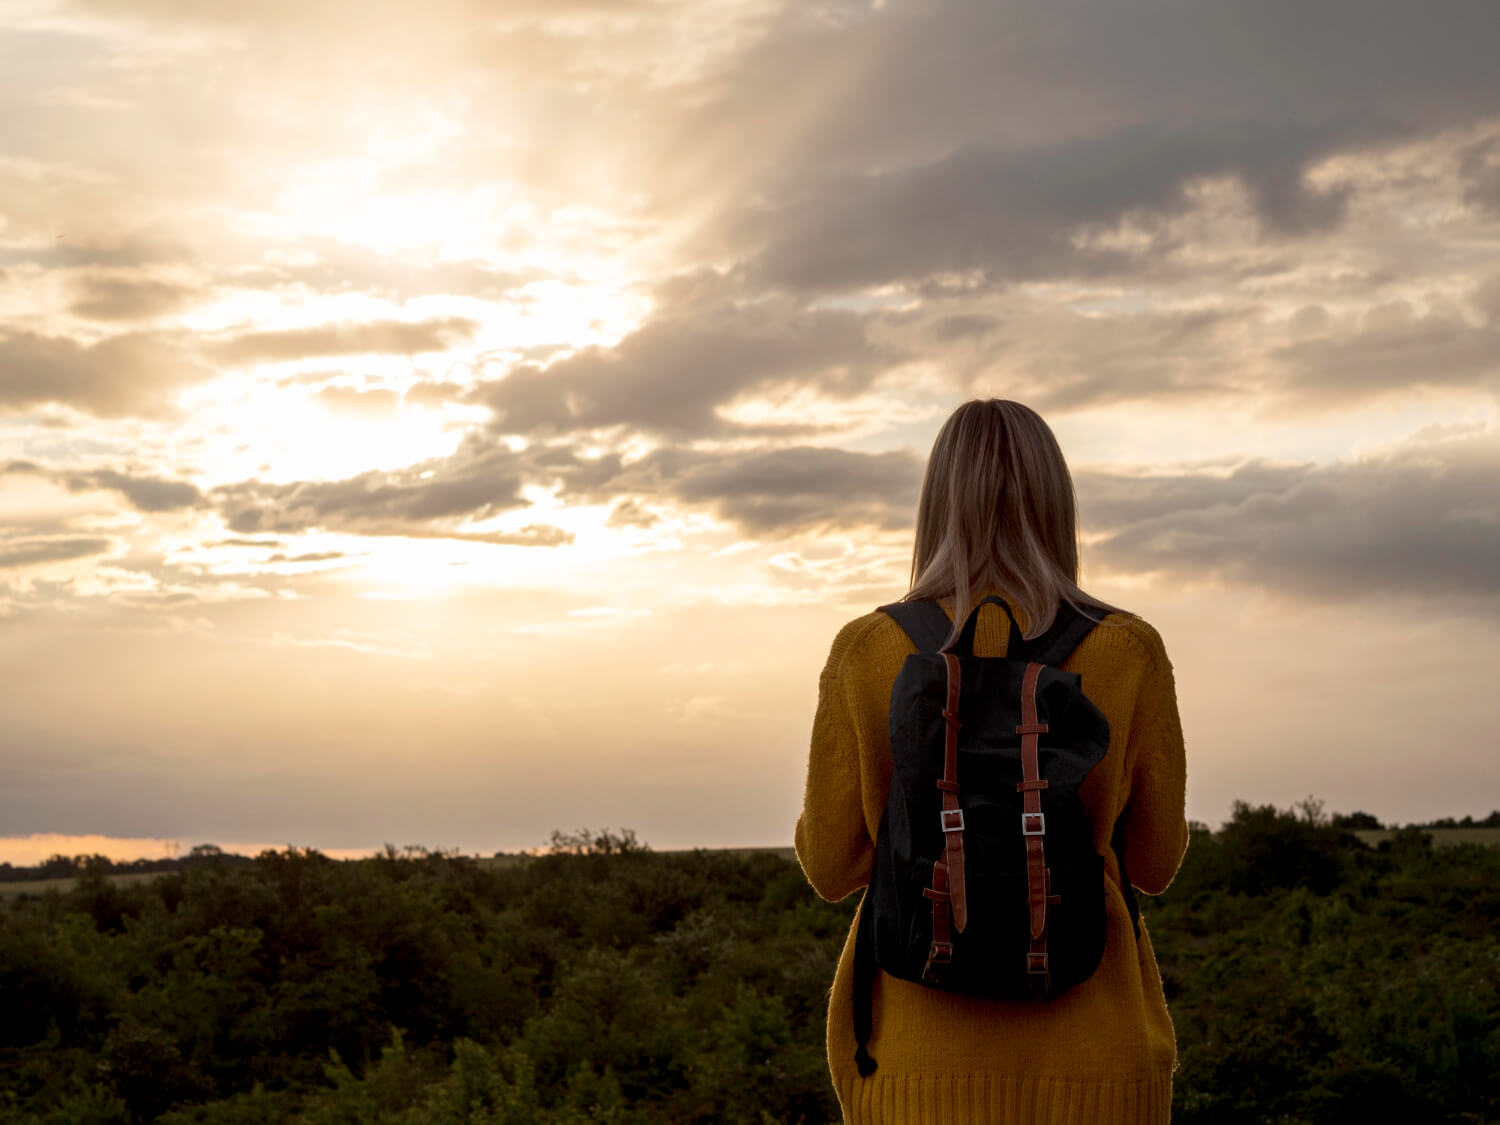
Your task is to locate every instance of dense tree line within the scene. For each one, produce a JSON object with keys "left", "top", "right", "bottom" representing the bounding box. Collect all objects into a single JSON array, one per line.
[{"left": 1, "top": 807, "right": 1496, "bottom": 1124}]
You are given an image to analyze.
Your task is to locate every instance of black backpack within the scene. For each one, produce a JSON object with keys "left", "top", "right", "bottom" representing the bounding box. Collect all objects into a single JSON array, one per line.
[{"left": 851, "top": 595, "right": 1139, "bottom": 1076}]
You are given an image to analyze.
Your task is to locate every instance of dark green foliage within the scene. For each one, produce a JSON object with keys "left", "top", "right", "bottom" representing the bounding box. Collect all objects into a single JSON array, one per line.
[
  {"left": 0, "top": 841, "right": 852, "bottom": 1124},
  {"left": 1, "top": 807, "right": 1496, "bottom": 1124},
  {"left": 1170, "top": 798, "right": 1359, "bottom": 899},
  {"left": 1153, "top": 803, "right": 1500, "bottom": 1125},
  {"left": 99, "top": 1020, "right": 216, "bottom": 1120}
]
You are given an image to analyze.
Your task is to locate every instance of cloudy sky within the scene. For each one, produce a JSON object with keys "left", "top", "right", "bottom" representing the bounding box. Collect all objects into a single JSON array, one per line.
[{"left": 2, "top": 0, "right": 1498, "bottom": 864}]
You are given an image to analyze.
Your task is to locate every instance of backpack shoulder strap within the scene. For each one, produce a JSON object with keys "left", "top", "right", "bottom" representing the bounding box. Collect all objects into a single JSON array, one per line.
[
  {"left": 877, "top": 599, "right": 952, "bottom": 653},
  {"left": 1015, "top": 600, "right": 1105, "bottom": 667}
]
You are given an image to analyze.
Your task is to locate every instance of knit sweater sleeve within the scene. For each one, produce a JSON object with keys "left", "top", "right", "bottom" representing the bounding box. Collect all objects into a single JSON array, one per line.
[
  {"left": 794, "top": 620, "right": 877, "bottom": 903},
  {"left": 1115, "top": 620, "right": 1190, "bottom": 896}
]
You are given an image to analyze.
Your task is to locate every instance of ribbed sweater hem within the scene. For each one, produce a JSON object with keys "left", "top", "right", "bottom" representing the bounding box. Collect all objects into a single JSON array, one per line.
[{"left": 835, "top": 1070, "right": 1172, "bottom": 1124}]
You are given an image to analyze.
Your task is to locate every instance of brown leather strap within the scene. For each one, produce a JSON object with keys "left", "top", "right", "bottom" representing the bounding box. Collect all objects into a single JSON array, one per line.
[
  {"left": 922, "top": 860, "right": 953, "bottom": 982},
  {"left": 939, "top": 653, "right": 968, "bottom": 934},
  {"left": 923, "top": 652, "right": 967, "bottom": 981},
  {"left": 1017, "top": 661, "right": 1052, "bottom": 994}
]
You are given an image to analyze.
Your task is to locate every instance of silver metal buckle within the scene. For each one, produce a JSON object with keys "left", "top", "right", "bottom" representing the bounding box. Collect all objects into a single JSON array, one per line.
[
  {"left": 940, "top": 808, "right": 965, "bottom": 833},
  {"left": 1021, "top": 812, "right": 1046, "bottom": 836}
]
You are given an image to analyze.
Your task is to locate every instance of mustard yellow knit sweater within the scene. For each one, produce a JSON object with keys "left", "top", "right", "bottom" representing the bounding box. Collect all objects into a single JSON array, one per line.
[{"left": 795, "top": 598, "right": 1189, "bottom": 1125}]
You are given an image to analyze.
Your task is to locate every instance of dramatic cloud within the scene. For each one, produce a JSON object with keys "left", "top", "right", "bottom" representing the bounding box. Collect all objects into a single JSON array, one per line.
[
  {"left": 1271, "top": 301, "right": 1500, "bottom": 406},
  {"left": 1461, "top": 137, "right": 1500, "bottom": 215},
  {"left": 710, "top": 1, "right": 1500, "bottom": 288},
  {"left": 1086, "top": 430, "right": 1500, "bottom": 599},
  {"left": 600, "top": 445, "right": 923, "bottom": 536},
  {"left": 745, "top": 131, "right": 1222, "bottom": 290},
  {"left": 1076, "top": 461, "right": 1316, "bottom": 531},
  {"left": 63, "top": 468, "right": 202, "bottom": 512},
  {"left": 69, "top": 275, "right": 202, "bottom": 322},
  {"left": 211, "top": 444, "right": 533, "bottom": 536},
  {"left": 2, "top": 461, "right": 201, "bottom": 513},
  {"left": 0, "top": 329, "right": 210, "bottom": 417},
  {"left": 477, "top": 295, "right": 897, "bottom": 438},
  {"left": 208, "top": 437, "right": 922, "bottom": 542},
  {"left": 0, "top": 536, "right": 114, "bottom": 569}
]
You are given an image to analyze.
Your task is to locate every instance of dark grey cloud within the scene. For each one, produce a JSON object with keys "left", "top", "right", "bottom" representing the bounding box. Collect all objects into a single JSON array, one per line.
[
  {"left": 0, "top": 536, "right": 114, "bottom": 569},
  {"left": 209, "top": 317, "right": 478, "bottom": 366},
  {"left": 0, "top": 329, "right": 211, "bottom": 417},
  {"left": 64, "top": 468, "right": 202, "bottom": 512},
  {"left": 208, "top": 430, "right": 923, "bottom": 543},
  {"left": 1086, "top": 430, "right": 1500, "bottom": 599},
  {"left": 475, "top": 296, "right": 896, "bottom": 437},
  {"left": 1460, "top": 136, "right": 1500, "bottom": 216},
  {"left": 744, "top": 133, "right": 1187, "bottom": 290},
  {"left": 606, "top": 498, "right": 658, "bottom": 529},
  {"left": 658, "top": 445, "right": 921, "bottom": 535},
  {"left": 2, "top": 461, "right": 202, "bottom": 513},
  {"left": 699, "top": 1, "right": 1500, "bottom": 289},
  {"left": 744, "top": 121, "right": 1378, "bottom": 291},
  {"left": 1076, "top": 460, "right": 1316, "bottom": 531},
  {"left": 69, "top": 275, "right": 201, "bottom": 322},
  {"left": 931, "top": 315, "right": 999, "bottom": 343},
  {"left": 577, "top": 444, "right": 923, "bottom": 537},
  {"left": 211, "top": 441, "right": 533, "bottom": 535},
  {"left": 1271, "top": 302, "right": 1500, "bottom": 406}
]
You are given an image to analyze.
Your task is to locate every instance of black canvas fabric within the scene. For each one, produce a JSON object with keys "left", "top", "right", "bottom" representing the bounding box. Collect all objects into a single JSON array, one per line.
[{"left": 851, "top": 596, "right": 1136, "bottom": 1076}]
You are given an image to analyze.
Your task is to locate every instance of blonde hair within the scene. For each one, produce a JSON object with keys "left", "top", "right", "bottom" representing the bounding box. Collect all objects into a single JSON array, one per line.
[{"left": 906, "top": 398, "right": 1122, "bottom": 647}]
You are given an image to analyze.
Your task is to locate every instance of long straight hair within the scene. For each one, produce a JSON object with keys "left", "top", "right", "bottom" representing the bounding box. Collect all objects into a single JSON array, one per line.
[{"left": 906, "top": 399, "right": 1122, "bottom": 648}]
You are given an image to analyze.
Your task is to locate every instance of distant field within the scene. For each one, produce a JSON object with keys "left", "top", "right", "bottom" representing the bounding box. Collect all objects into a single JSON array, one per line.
[
  {"left": 3, "top": 835, "right": 1492, "bottom": 900},
  {"left": 0, "top": 869, "right": 168, "bottom": 899},
  {"left": 1352, "top": 827, "right": 1500, "bottom": 849}
]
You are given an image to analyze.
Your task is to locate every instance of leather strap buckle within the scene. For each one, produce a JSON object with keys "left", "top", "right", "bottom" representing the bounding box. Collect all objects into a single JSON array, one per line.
[
  {"left": 1021, "top": 812, "right": 1046, "bottom": 836},
  {"left": 1027, "top": 951, "right": 1049, "bottom": 975},
  {"left": 940, "top": 808, "right": 965, "bottom": 833},
  {"left": 923, "top": 939, "right": 954, "bottom": 984}
]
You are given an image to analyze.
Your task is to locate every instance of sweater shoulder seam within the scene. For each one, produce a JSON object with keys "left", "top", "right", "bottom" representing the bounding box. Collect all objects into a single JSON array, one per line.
[
  {"left": 1091, "top": 611, "right": 1170, "bottom": 675},
  {"left": 825, "top": 610, "right": 903, "bottom": 681}
]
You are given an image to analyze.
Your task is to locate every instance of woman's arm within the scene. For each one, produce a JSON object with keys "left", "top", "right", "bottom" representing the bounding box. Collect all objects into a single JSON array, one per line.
[
  {"left": 794, "top": 625, "right": 876, "bottom": 902},
  {"left": 1116, "top": 626, "right": 1190, "bottom": 895}
]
